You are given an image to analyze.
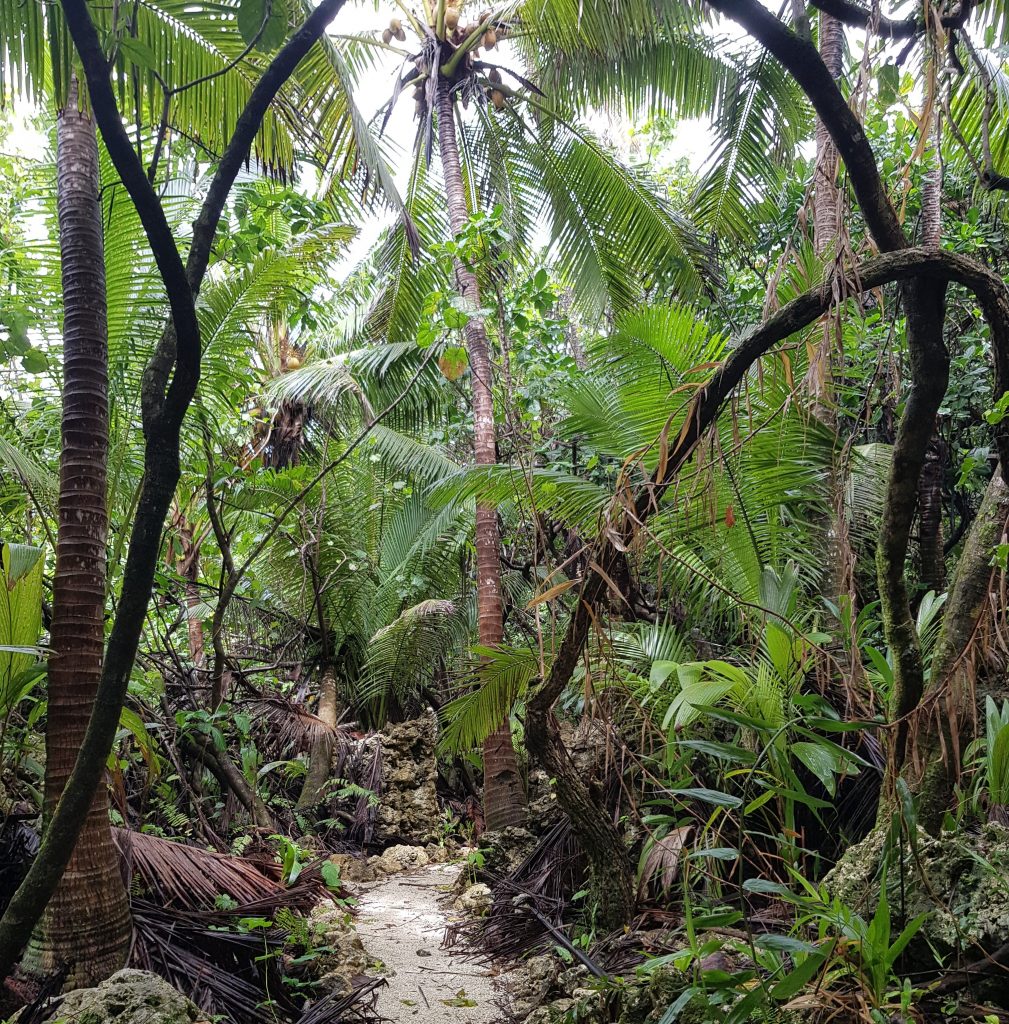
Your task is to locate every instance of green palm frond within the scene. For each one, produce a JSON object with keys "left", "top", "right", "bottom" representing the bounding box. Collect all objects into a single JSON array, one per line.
[
  {"left": 431, "top": 464, "right": 612, "bottom": 536},
  {"left": 691, "top": 44, "right": 809, "bottom": 238},
  {"left": 438, "top": 643, "right": 539, "bottom": 753}
]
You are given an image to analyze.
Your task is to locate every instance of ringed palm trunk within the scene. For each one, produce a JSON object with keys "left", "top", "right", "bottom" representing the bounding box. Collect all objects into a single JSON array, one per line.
[
  {"left": 807, "top": 10, "right": 843, "bottom": 421},
  {"left": 436, "top": 79, "right": 526, "bottom": 832},
  {"left": 24, "top": 78, "right": 132, "bottom": 986}
]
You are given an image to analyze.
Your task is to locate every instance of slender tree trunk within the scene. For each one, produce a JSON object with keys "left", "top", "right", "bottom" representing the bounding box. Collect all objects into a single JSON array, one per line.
[
  {"left": 297, "top": 664, "right": 338, "bottom": 809},
  {"left": 23, "top": 78, "right": 132, "bottom": 987},
  {"left": 808, "top": 9, "right": 843, "bottom": 420},
  {"left": 436, "top": 79, "right": 526, "bottom": 832},
  {"left": 917, "top": 110, "right": 946, "bottom": 594},
  {"left": 918, "top": 431, "right": 946, "bottom": 593},
  {"left": 812, "top": 11, "right": 842, "bottom": 260},
  {"left": 909, "top": 470, "right": 1009, "bottom": 830},
  {"left": 171, "top": 508, "right": 205, "bottom": 665}
]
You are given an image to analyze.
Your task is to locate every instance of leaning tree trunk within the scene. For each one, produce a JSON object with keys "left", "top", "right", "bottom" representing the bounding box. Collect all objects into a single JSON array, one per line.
[
  {"left": 23, "top": 78, "right": 132, "bottom": 986},
  {"left": 436, "top": 80, "right": 526, "bottom": 832},
  {"left": 297, "top": 664, "right": 338, "bottom": 809},
  {"left": 909, "top": 470, "right": 1009, "bottom": 830}
]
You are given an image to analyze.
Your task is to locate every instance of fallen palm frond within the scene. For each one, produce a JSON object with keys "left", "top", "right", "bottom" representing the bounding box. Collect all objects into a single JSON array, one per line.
[
  {"left": 297, "top": 977, "right": 387, "bottom": 1024},
  {"left": 131, "top": 900, "right": 384, "bottom": 1024},
  {"left": 446, "top": 818, "right": 583, "bottom": 963},
  {"left": 132, "top": 900, "right": 290, "bottom": 1024},
  {"left": 115, "top": 828, "right": 325, "bottom": 911}
]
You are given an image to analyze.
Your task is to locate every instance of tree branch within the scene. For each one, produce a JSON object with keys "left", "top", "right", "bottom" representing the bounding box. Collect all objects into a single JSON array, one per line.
[
  {"left": 807, "top": 0, "right": 978, "bottom": 38},
  {"left": 527, "top": 245, "right": 1009, "bottom": 772},
  {"left": 706, "top": 0, "right": 906, "bottom": 252}
]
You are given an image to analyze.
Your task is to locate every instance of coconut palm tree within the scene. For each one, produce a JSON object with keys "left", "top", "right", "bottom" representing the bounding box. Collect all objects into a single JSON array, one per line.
[
  {"left": 19, "top": 78, "right": 133, "bottom": 987},
  {"left": 0, "top": 0, "right": 388, "bottom": 980},
  {"left": 330, "top": 0, "right": 735, "bottom": 831}
]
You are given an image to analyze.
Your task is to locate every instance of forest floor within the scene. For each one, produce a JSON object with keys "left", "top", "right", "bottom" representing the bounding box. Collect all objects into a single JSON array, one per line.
[{"left": 354, "top": 861, "right": 501, "bottom": 1023}]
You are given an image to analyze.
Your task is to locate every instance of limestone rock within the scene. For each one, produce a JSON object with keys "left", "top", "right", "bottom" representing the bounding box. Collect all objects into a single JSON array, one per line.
[
  {"left": 41, "top": 969, "right": 204, "bottom": 1024},
  {"left": 477, "top": 825, "right": 538, "bottom": 878},
  {"left": 826, "top": 822, "right": 1009, "bottom": 962},
  {"left": 523, "top": 998, "right": 577, "bottom": 1023},
  {"left": 326, "top": 852, "right": 379, "bottom": 883},
  {"left": 307, "top": 899, "right": 374, "bottom": 996},
  {"left": 453, "top": 883, "right": 493, "bottom": 916},
  {"left": 507, "top": 953, "right": 561, "bottom": 1019},
  {"left": 374, "top": 712, "right": 441, "bottom": 845},
  {"left": 374, "top": 843, "right": 430, "bottom": 874}
]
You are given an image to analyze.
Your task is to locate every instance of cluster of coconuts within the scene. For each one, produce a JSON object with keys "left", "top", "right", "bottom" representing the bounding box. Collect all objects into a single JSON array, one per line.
[
  {"left": 381, "top": 17, "right": 407, "bottom": 43},
  {"left": 444, "top": 7, "right": 507, "bottom": 52}
]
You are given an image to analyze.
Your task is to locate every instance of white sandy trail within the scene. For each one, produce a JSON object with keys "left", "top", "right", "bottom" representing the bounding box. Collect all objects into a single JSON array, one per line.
[{"left": 353, "top": 862, "right": 499, "bottom": 1023}]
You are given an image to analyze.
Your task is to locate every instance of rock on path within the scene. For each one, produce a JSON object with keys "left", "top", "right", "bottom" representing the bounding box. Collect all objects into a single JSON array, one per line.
[{"left": 354, "top": 862, "right": 500, "bottom": 1023}]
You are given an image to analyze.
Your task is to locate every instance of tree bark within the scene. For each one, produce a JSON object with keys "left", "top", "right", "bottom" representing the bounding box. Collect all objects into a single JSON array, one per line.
[
  {"left": 171, "top": 507, "right": 205, "bottom": 666},
  {"left": 22, "top": 78, "right": 132, "bottom": 988},
  {"left": 297, "top": 664, "right": 338, "bottom": 809},
  {"left": 812, "top": 10, "right": 842, "bottom": 258},
  {"left": 436, "top": 78, "right": 526, "bottom": 832},
  {"left": 916, "top": 108, "right": 946, "bottom": 595},
  {"left": 908, "top": 470, "right": 1009, "bottom": 830}
]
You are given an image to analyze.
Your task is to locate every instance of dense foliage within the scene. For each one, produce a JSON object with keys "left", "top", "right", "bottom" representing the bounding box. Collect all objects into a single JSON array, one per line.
[{"left": 6, "top": 0, "right": 1009, "bottom": 1022}]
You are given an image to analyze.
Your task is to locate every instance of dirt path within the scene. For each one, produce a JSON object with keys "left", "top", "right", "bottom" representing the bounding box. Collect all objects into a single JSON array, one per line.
[{"left": 354, "top": 861, "right": 500, "bottom": 1023}]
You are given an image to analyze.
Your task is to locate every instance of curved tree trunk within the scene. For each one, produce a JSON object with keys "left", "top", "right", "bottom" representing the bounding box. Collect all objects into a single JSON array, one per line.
[
  {"left": 297, "top": 664, "right": 338, "bottom": 809},
  {"left": 23, "top": 78, "right": 132, "bottom": 987},
  {"left": 436, "top": 79, "right": 526, "bottom": 832}
]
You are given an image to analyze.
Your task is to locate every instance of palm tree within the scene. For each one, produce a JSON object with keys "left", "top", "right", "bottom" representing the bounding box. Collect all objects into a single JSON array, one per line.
[
  {"left": 341, "top": 0, "right": 714, "bottom": 831},
  {"left": 433, "top": 76, "right": 527, "bottom": 831},
  {"left": 0, "top": 0, "right": 389, "bottom": 981},
  {"left": 19, "top": 79, "right": 132, "bottom": 986}
]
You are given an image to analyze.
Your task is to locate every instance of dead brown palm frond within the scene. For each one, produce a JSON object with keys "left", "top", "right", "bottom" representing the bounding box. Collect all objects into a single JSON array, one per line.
[
  {"left": 297, "top": 977, "right": 386, "bottom": 1024},
  {"left": 116, "top": 828, "right": 323, "bottom": 910},
  {"left": 131, "top": 899, "right": 299, "bottom": 1024},
  {"left": 243, "top": 693, "right": 348, "bottom": 757},
  {"left": 637, "top": 825, "right": 693, "bottom": 896},
  {"left": 131, "top": 900, "right": 383, "bottom": 1024}
]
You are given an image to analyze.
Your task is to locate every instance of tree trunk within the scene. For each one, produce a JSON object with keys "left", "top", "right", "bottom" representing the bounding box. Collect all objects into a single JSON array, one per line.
[
  {"left": 171, "top": 508, "right": 205, "bottom": 665},
  {"left": 908, "top": 470, "right": 1009, "bottom": 830},
  {"left": 436, "top": 78, "right": 526, "bottom": 832},
  {"left": 23, "top": 78, "right": 132, "bottom": 987},
  {"left": 525, "top": 569, "right": 636, "bottom": 931},
  {"left": 806, "top": 10, "right": 843, "bottom": 421},
  {"left": 917, "top": 431, "right": 946, "bottom": 593},
  {"left": 812, "top": 11, "right": 842, "bottom": 257},
  {"left": 297, "top": 664, "right": 338, "bottom": 809},
  {"left": 916, "top": 110, "right": 946, "bottom": 595}
]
